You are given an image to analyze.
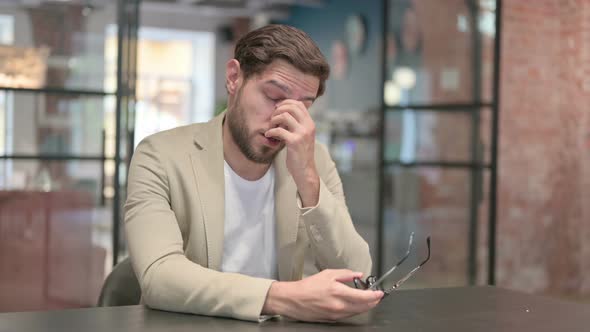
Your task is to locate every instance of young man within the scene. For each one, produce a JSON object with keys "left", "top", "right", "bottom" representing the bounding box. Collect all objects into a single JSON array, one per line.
[{"left": 124, "top": 24, "right": 383, "bottom": 323}]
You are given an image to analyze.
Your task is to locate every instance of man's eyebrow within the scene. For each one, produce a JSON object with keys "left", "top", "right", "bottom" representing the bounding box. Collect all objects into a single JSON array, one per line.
[
  {"left": 266, "top": 80, "right": 316, "bottom": 103},
  {"left": 267, "top": 80, "right": 291, "bottom": 93}
]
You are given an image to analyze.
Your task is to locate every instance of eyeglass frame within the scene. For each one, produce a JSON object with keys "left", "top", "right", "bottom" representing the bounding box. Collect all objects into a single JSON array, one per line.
[{"left": 353, "top": 233, "right": 431, "bottom": 297}]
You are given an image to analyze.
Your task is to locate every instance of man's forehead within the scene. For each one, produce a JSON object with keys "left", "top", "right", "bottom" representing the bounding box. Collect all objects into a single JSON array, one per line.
[
  {"left": 263, "top": 79, "right": 316, "bottom": 103},
  {"left": 257, "top": 62, "right": 319, "bottom": 100}
]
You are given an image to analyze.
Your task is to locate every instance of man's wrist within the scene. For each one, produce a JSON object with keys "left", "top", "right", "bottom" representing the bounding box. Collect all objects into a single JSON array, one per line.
[
  {"left": 262, "top": 281, "right": 293, "bottom": 316},
  {"left": 293, "top": 167, "right": 320, "bottom": 208}
]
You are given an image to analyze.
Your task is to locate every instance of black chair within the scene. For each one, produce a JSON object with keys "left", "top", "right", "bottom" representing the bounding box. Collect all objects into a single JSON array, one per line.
[{"left": 97, "top": 258, "right": 142, "bottom": 306}]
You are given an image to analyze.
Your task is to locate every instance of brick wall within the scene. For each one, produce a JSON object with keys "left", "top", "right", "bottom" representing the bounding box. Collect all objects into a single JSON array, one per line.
[{"left": 498, "top": 0, "right": 590, "bottom": 300}]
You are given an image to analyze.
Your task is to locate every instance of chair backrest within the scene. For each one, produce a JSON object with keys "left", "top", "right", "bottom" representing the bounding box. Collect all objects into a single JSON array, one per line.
[{"left": 97, "top": 258, "right": 141, "bottom": 307}]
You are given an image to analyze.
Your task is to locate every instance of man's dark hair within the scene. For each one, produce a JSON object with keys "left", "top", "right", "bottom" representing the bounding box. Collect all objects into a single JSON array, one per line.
[{"left": 234, "top": 24, "right": 330, "bottom": 97}]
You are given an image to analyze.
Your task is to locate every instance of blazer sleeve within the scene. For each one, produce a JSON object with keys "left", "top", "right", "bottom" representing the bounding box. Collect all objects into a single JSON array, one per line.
[
  {"left": 124, "top": 137, "right": 274, "bottom": 322},
  {"left": 298, "top": 143, "right": 373, "bottom": 278}
]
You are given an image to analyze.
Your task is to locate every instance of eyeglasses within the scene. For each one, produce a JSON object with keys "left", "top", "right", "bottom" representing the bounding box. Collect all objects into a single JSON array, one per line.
[{"left": 353, "top": 233, "right": 431, "bottom": 297}]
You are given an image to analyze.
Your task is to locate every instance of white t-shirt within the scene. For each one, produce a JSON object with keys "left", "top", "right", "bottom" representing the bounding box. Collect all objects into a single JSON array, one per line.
[{"left": 221, "top": 161, "right": 277, "bottom": 280}]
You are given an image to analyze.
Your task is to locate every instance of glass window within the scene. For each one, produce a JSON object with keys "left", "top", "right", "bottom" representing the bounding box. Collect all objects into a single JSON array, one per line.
[
  {"left": 382, "top": 166, "right": 489, "bottom": 288},
  {"left": 0, "top": 2, "right": 118, "bottom": 92},
  {"left": 0, "top": 160, "right": 112, "bottom": 311},
  {"left": 0, "top": 91, "right": 113, "bottom": 157},
  {"left": 384, "top": 108, "right": 492, "bottom": 164},
  {"left": 385, "top": 0, "right": 496, "bottom": 105},
  {"left": 0, "top": 0, "right": 137, "bottom": 312}
]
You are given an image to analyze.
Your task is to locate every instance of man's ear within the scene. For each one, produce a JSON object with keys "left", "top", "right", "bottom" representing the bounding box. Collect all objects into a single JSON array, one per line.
[{"left": 226, "top": 59, "right": 241, "bottom": 95}]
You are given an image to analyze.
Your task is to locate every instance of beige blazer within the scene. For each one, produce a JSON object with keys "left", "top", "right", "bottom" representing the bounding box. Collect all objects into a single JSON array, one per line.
[{"left": 124, "top": 112, "right": 372, "bottom": 321}]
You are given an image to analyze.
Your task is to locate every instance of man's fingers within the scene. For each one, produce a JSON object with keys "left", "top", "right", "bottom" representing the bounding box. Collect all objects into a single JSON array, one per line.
[
  {"left": 328, "top": 269, "right": 363, "bottom": 282},
  {"left": 270, "top": 112, "right": 300, "bottom": 133},
  {"left": 328, "top": 296, "right": 381, "bottom": 319},
  {"left": 264, "top": 127, "right": 295, "bottom": 143},
  {"left": 342, "top": 298, "right": 382, "bottom": 316},
  {"left": 274, "top": 100, "right": 311, "bottom": 124},
  {"left": 331, "top": 282, "right": 384, "bottom": 303}
]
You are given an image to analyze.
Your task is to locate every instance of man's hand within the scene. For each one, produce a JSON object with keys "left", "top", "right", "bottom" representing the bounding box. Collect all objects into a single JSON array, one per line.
[
  {"left": 264, "top": 100, "right": 319, "bottom": 207},
  {"left": 261, "top": 269, "right": 384, "bottom": 322}
]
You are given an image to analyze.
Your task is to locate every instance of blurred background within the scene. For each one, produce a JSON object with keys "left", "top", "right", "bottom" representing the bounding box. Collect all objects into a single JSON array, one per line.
[{"left": 0, "top": 0, "right": 588, "bottom": 312}]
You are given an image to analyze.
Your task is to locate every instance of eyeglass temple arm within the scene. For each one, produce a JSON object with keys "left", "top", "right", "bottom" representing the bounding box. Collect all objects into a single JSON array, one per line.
[
  {"left": 369, "top": 232, "right": 414, "bottom": 290},
  {"left": 390, "top": 237, "right": 431, "bottom": 291}
]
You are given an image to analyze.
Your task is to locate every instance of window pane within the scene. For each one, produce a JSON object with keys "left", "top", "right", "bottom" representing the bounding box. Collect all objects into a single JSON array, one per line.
[
  {"left": 317, "top": 110, "right": 381, "bottom": 270},
  {"left": 0, "top": 1, "right": 118, "bottom": 92},
  {"left": 382, "top": 166, "right": 488, "bottom": 288},
  {"left": 0, "top": 159, "right": 112, "bottom": 312},
  {"left": 331, "top": 137, "right": 379, "bottom": 259},
  {"left": 386, "top": 0, "right": 496, "bottom": 105},
  {"left": 0, "top": 91, "right": 114, "bottom": 157},
  {"left": 384, "top": 108, "right": 491, "bottom": 164}
]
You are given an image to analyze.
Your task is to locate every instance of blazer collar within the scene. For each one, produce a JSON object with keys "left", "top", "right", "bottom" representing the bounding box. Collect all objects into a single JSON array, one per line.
[
  {"left": 193, "top": 111, "right": 225, "bottom": 152},
  {"left": 190, "top": 112, "right": 226, "bottom": 271}
]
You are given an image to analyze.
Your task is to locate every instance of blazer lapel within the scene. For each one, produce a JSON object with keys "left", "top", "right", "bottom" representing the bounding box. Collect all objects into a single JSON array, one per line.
[
  {"left": 190, "top": 113, "right": 226, "bottom": 271},
  {"left": 190, "top": 112, "right": 300, "bottom": 278},
  {"left": 274, "top": 151, "right": 299, "bottom": 281}
]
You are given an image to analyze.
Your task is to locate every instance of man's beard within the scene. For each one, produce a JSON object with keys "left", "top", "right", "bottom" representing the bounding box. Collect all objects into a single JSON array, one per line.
[{"left": 227, "top": 93, "right": 283, "bottom": 164}]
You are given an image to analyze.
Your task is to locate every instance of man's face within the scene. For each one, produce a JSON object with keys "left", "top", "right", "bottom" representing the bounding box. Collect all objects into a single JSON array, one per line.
[{"left": 226, "top": 60, "right": 320, "bottom": 164}]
